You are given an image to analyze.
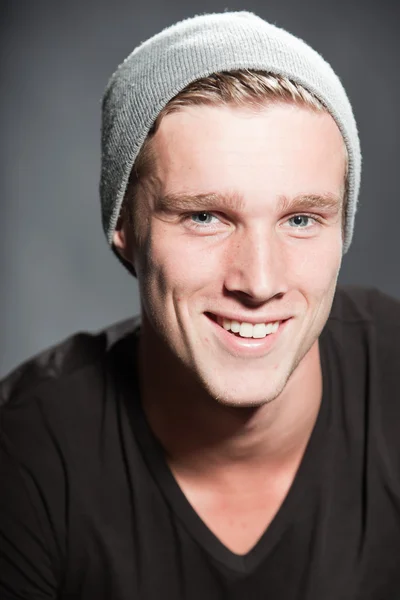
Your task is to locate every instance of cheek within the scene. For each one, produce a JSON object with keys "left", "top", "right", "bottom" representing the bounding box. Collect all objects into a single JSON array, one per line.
[
  {"left": 138, "top": 225, "right": 226, "bottom": 304},
  {"left": 157, "top": 234, "right": 226, "bottom": 287},
  {"left": 285, "top": 235, "right": 342, "bottom": 297}
]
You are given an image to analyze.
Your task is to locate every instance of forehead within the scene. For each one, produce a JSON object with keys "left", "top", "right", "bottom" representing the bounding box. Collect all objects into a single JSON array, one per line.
[{"left": 151, "top": 103, "right": 347, "bottom": 204}]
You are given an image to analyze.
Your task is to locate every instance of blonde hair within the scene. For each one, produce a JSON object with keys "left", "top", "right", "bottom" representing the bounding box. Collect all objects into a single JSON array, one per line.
[{"left": 121, "top": 70, "right": 347, "bottom": 233}]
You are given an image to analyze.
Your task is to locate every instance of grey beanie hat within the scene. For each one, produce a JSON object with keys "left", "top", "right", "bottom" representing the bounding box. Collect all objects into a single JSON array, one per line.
[{"left": 101, "top": 11, "right": 361, "bottom": 254}]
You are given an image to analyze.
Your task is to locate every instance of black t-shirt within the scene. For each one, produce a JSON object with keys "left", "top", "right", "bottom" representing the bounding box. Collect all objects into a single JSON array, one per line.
[{"left": 1, "top": 285, "right": 400, "bottom": 600}]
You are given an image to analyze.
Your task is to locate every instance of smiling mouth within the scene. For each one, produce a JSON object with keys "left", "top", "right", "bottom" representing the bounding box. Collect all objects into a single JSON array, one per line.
[{"left": 205, "top": 313, "right": 285, "bottom": 339}]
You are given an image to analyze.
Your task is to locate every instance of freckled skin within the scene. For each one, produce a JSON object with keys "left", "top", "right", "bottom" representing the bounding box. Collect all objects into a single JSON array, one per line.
[{"left": 115, "top": 103, "right": 346, "bottom": 410}]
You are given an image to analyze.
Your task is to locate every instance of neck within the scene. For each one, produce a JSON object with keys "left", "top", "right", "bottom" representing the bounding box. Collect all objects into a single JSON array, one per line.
[{"left": 136, "top": 322, "right": 323, "bottom": 489}]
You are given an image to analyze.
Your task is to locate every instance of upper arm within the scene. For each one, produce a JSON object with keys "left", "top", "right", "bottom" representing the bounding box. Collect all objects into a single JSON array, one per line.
[{"left": 0, "top": 441, "right": 60, "bottom": 599}]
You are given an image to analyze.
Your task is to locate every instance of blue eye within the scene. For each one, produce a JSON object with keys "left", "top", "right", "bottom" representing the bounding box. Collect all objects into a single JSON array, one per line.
[
  {"left": 191, "top": 212, "right": 215, "bottom": 225},
  {"left": 288, "top": 215, "right": 314, "bottom": 228}
]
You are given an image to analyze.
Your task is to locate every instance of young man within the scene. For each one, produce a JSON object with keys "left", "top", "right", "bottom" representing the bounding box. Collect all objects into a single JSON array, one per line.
[{"left": 1, "top": 11, "right": 400, "bottom": 600}]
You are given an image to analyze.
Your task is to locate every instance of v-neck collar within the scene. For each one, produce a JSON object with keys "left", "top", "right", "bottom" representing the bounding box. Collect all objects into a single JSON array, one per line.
[{"left": 119, "top": 326, "right": 332, "bottom": 574}]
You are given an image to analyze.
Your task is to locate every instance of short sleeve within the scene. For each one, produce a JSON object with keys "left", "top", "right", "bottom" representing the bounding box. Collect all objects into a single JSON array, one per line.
[{"left": 0, "top": 440, "right": 59, "bottom": 599}]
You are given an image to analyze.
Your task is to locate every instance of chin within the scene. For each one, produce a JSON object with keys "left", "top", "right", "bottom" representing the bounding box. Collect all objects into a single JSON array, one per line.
[{"left": 198, "top": 369, "right": 288, "bottom": 408}]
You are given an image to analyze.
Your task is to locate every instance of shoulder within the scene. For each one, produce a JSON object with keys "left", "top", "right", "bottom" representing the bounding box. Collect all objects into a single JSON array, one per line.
[
  {"left": 330, "top": 284, "right": 400, "bottom": 325},
  {"left": 0, "top": 316, "right": 140, "bottom": 470},
  {"left": 0, "top": 320, "right": 138, "bottom": 597},
  {"left": 329, "top": 285, "right": 400, "bottom": 349},
  {"left": 327, "top": 285, "right": 400, "bottom": 365},
  {"left": 0, "top": 316, "right": 140, "bottom": 409},
  {"left": 329, "top": 286, "right": 400, "bottom": 448}
]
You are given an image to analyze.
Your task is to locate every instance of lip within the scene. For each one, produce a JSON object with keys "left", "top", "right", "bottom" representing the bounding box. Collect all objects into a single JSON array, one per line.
[
  {"left": 206, "top": 311, "right": 292, "bottom": 325},
  {"left": 205, "top": 313, "right": 291, "bottom": 358}
]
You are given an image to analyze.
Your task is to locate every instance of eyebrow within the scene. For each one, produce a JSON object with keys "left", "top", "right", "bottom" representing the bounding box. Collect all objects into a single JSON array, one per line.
[
  {"left": 156, "top": 190, "right": 342, "bottom": 214},
  {"left": 155, "top": 191, "right": 245, "bottom": 213},
  {"left": 277, "top": 192, "right": 342, "bottom": 213}
]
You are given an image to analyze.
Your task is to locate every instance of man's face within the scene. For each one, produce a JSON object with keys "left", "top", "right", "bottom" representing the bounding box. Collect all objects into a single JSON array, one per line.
[{"left": 117, "top": 102, "right": 346, "bottom": 406}]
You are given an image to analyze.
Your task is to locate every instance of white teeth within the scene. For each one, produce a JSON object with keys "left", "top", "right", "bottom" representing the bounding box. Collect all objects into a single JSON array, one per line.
[
  {"left": 231, "top": 320, "right": 240, "bottom": 333},
  {"left": 265, "top": 322, "right": 274, "bottom": 335},
  {"left": 239, "top": 323, "right": 253, "bottom": 337},
  {"left": 218, "top": 318, "right": 281, "bottom": 338},
  {"left": 222, "top": 318, "right": 231, "bottom": 330},
  {"left": 252, "top": 323, "right": 266, "bottom": 338},
  {"left": 270, "top": 321, "right": 279, "bottom": 334}
]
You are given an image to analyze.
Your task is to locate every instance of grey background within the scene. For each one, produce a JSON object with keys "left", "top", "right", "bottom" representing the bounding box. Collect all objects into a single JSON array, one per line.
[{"left": 0, "top": 0, "right": 398, "bottom": 378}]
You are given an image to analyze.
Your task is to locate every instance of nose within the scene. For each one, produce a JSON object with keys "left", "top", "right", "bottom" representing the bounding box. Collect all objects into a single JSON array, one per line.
[{"left": 223, "top": 226, "right": 287, "bottom": 304}]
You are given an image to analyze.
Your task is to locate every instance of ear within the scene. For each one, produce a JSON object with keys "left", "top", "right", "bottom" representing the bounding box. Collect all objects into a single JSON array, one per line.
[
  {"left": 112, "top": 224, "right": 136, "bottom": 272},
  {"left": 113, "top": 226, "right": 128, "bottom": 255}
]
